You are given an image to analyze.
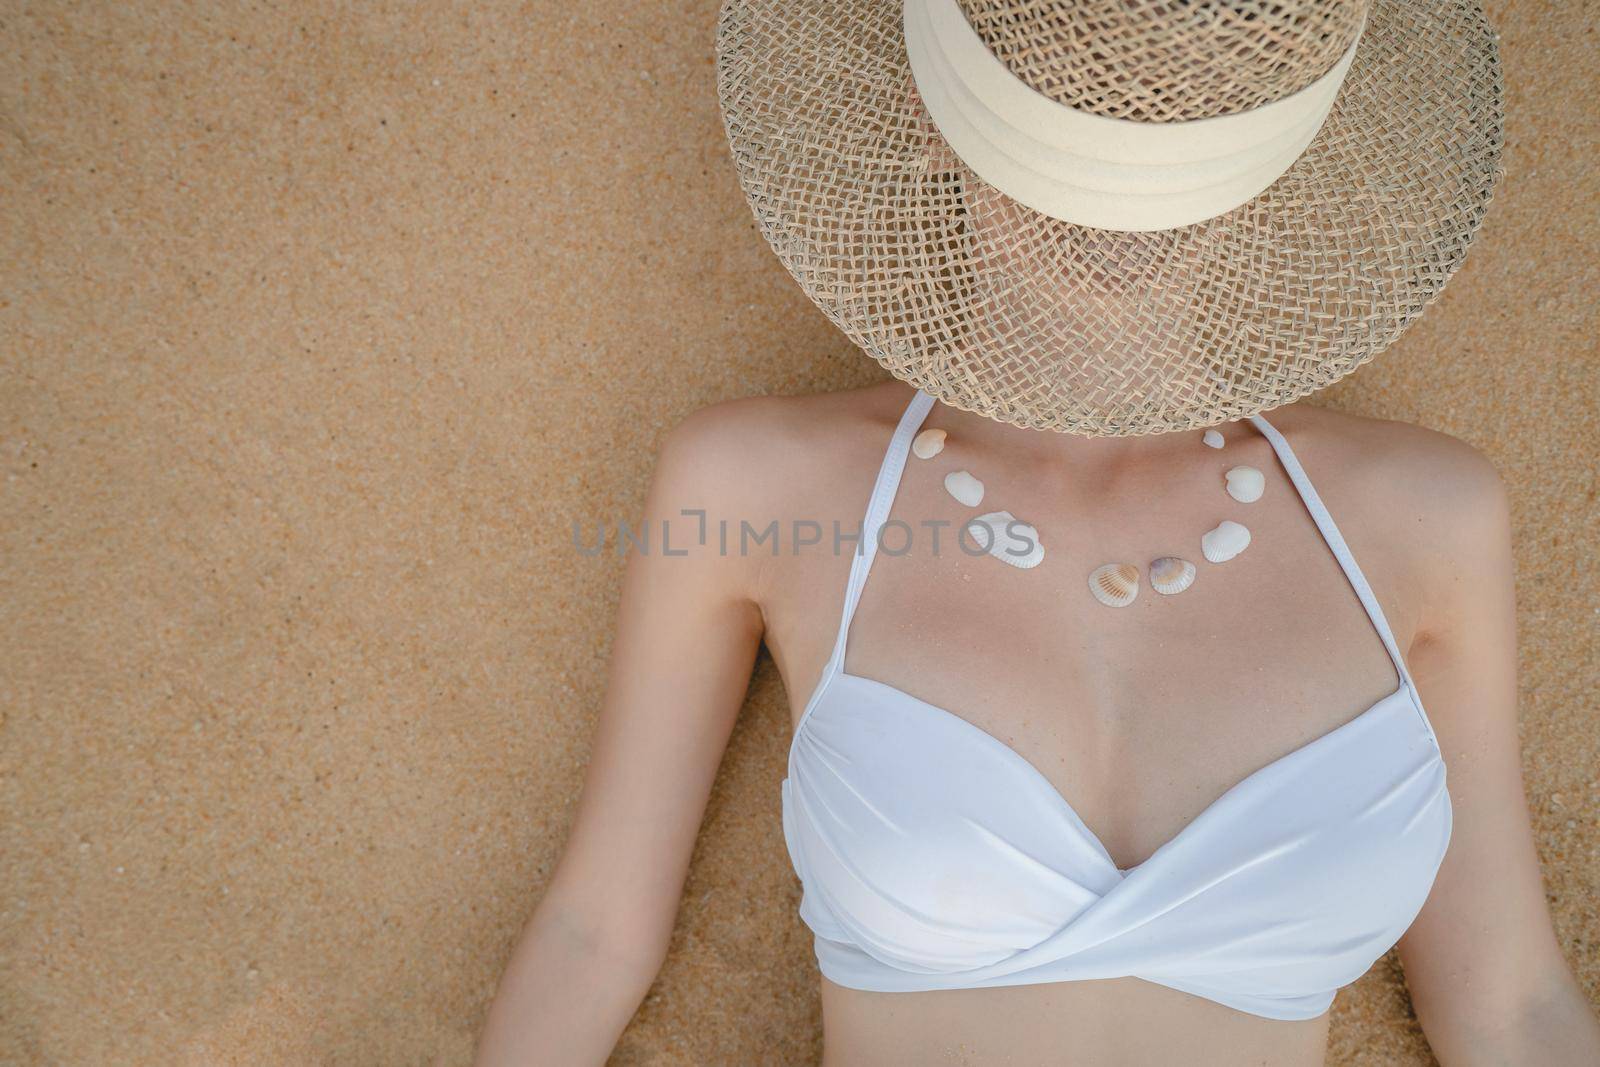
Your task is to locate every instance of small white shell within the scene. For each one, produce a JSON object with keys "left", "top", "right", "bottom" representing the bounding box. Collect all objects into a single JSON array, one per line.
[
  {"left": 1149, "top": 556, "right": 1196, "bottom": 595},
  {"left": 1088, "top": 562, "right": 1140, "bottom": 607},
  {"left": 1202, "top": 520, "right": 1251, "bottom": 563},
  {"left": 912, "top": 427, "right": 946, "bottom": 460},
  {"left": 1224, "top": 465, "right": 1265, "bottom": 503},
  {"left": 944, "top": 469, "right": 985, "bottom": 507},
  {"left": 965, "top": 510, "right": 1044, "bottom": 569},
  {"left": 1202, "top": 429, "right": 1225, "bottom": 449}
]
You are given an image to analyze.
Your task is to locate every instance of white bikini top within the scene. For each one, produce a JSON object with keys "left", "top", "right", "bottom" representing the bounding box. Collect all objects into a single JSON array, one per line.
[{"left": 780, "top": 389, "right": 1452, "bottom": 1021}]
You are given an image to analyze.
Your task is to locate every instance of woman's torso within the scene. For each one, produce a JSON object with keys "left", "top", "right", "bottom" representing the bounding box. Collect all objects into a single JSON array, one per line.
[{"left": 752, "top": 380, "right": 1445, "bottom": 1066}]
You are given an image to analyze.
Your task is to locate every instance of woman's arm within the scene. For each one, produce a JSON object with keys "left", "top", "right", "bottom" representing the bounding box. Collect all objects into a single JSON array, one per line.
[
  {"left": 475, "top": 402, "right": 770, "bottom": 1066},
  {"left": 1395, "top": 440, "right": 1600, "bottom": 1065}
]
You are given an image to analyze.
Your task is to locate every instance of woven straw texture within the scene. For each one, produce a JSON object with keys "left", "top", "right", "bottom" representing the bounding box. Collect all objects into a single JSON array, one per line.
[
  {"left": 717, "top": 0, "right": 1507, "bottom": 435},
  {"left": 961, "top": 0, "right": 1368, "bottom": 120}
]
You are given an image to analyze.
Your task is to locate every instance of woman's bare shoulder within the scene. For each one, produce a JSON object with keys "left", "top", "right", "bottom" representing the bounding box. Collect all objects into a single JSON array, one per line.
[
  {"left": 1266, "top": 401, "right": 1511, "bottom": 638},
  {"left": 654, "top": 380, "right": 917, "bottom": 517},
  {"left": 1271, "top": 401, "right": 1506, "bottom": 517}
]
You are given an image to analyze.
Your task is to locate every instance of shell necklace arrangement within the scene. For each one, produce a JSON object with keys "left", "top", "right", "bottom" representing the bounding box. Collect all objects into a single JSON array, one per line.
[{"left": 911, "top": 424, "right": 1264, "bottom": 606}]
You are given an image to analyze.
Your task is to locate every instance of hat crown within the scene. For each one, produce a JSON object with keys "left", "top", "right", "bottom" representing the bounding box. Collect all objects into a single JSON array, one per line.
[{"left": 959, "top": 0, "right": 1368, "bottom": 122}]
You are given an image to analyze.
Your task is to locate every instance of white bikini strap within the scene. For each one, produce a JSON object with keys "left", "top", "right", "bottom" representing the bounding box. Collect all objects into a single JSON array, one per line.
[
  {"left": 821, "top": 388, "right": 937, "bottom": 679},
  {"left": 1247, "top": 413, "right": 1416, "bottom": 694}
]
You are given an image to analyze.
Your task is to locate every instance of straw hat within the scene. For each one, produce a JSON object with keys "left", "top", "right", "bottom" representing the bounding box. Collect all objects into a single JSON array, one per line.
[{"left": 715, "top": 0, "right": 1505, "bottom": 435}]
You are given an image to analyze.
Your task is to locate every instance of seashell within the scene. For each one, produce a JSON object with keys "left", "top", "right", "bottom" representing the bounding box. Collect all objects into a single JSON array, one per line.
[
  {"left": 912, "top": 427, "right": 946, "bottom": 459},
  {"left": 944, "top": 469, "right": 985, "bottom": 507},
  {"left": 1149, "top": 556, "right": 1196, "bottom": 595},
  {"left": 1224, "top": 464, "right": 1265, "bottom": 503},
  {"left": 1202, "top": 429, "right": 1225, "bottom": 449},
  {"left": 965, "top": 510, "right": 1044, "bottom": 569},
  {"left": 1201, "top": 520, "right": 1251, "bottom": 563},
  {"left": 1088, "top": 562, "right": 1141, "bottom": 608}
]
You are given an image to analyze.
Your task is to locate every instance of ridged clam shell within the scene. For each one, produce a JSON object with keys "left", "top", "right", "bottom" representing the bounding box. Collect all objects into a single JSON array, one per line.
[
  {"left": 1224, "top": 465, "right": 1265, "bottom": 503},
  {"left": 912, "top": 428, "right": 946, "bottom": 460},
  {"left": 1202, "top": 520, "right": 1251, "bottom": 563},
  {"left": 944, "top": 469, "right": 985, "bottom": 507},
  {"left": 1202, "top": 429, "right": 1225, "bottom": 449},
  {"left": 1088, "top": 562, "right": 1140, "bottom": 607},
  {"left": 1149, "top": 556, "right": 1196, "bottom": 595},
  {"left": 965, "top": 510, "right": 1044, "bottom": 569}
]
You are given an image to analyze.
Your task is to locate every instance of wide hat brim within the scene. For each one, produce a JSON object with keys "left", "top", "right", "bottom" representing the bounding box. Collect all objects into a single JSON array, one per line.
[{"left": 715, "top": 0, "right": 1506, "bottom": 435}]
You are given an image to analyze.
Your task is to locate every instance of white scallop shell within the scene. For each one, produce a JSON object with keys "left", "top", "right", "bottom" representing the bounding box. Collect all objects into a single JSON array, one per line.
[
  {"left": 944, "top": 469, "right": 985, "bottom": 507},
  {"left": 1224, "top": 465, "right": 1265, "bottom": 503},
  {"left": 1202, "top": 429, "right": 1225, "bottom": 449},
  {"left": 1149, "top": 556, "right": 1196, "bottom": 595},
  {"left": 912, "top": 427, "right": 946, "bottom": 460},
  {"left": 965, "top": 510, "right": 1044, "bottom": 569},
  {"left": 1201, "top": 520, "right": 1251, "bottom": 563},
  {"left": 1088, "top": 562, "right": 1140, "bottom": 607}
]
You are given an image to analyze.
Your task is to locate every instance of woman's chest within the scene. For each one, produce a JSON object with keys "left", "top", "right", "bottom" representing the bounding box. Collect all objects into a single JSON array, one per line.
[{"left": 763, "top": 495, "right": 1420, "bottom": 872}]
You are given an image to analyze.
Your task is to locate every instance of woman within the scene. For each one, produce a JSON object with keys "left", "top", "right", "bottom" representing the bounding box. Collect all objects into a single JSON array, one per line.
[{"left": 477, "top": 0, "right": 1600, "bottom": 1063}]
